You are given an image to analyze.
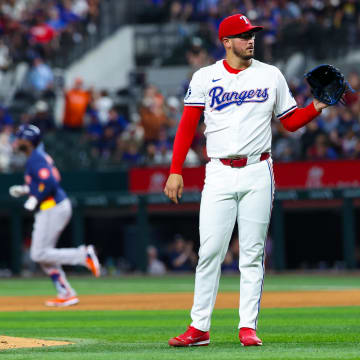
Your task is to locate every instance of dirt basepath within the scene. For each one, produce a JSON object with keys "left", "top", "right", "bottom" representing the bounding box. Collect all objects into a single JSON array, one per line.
[{"left": 0, "top": 289, "right": 360, "bottom": 311}]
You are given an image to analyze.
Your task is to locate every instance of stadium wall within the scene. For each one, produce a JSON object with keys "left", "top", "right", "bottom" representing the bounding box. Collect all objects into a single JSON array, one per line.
[
  {"left": 1, "top": 161, "right": 359, "bottom": 274},
  {"left": 65, "top": 26, "right": 135, "bottom": 90}
]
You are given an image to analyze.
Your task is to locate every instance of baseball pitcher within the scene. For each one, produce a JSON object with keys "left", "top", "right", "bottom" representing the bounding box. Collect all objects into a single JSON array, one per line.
[
  {"left": 10, "top": 124, "right": 101, "bottom": 307},
  {"left": 164, "top": 14, "right": 333, "bottom": 346}
]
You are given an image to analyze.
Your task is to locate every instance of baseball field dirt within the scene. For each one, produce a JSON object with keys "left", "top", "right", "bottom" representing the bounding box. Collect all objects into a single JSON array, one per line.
[
  {"left": 0, "top": 336, "right": 72, "bottom": 350},
  {"left": 0, "top": 289, "right": 359, "bottom": 311}
]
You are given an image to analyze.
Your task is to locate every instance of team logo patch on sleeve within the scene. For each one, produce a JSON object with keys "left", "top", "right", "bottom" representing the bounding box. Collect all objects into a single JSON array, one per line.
[
  {"left": 38, "top": 168, "right": 50, "bottom": 180},
  {"left": 184, "top": 86, "right": 192, "bottom": 100}
]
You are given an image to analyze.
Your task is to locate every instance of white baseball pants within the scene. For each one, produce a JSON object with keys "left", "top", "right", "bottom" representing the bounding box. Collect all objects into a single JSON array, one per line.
[
  {"left": 30, "top": 198, "right": 87, "bottom": 298},
  {"left": 190, "top": 157, "right": 274, "bottom": 331}
]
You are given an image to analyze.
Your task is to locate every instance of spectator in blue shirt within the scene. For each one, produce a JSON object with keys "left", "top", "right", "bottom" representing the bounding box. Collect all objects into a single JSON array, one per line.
[
  {"left": 167, "top": 234, "right": 197, "bottom": 272},
  {"left": 0, "top": 105, "right": 13, "bottom": 131},
  {"left": 27, "top": 57, "right": 54, "bottom": 93},
  {"left": 57, "top": 2, "right": 80, "bottom": 24},
  {"left": 107, "top": 108, "right": 128, "bottom": 133},
  {"left": 122, "top": 141, "right": 142, "bottom": 166},
  {"left": 47, "top": 7, "right": 67, "bottom": 32},
  {"left": 86, "top": 111, "right": 103, "bottom": 140},
  {"left": 337, "top": 109, "right": 358, "bottom": 137}
]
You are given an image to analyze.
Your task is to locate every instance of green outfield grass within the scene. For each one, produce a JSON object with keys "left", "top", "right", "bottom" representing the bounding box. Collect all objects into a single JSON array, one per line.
[
  {"left": 0, "top": 274, "right": 359, "bottom": 359},
  {"left": 1, "top": 307, "right": 360, "bottom": 359},
  {"left": 0, "top": 273, "right": 360, "bottom": 296}
]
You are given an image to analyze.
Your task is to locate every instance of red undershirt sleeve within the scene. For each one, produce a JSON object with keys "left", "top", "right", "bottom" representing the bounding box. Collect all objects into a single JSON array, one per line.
[
  {"left": 280, "top": 102, "right": 321, "bottom": 132},
  {"left": 170, "top": 106, "right": 204, "bottom": 175}
]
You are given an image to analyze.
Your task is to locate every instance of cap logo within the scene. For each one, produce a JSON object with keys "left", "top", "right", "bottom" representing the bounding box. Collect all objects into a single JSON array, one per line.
[{"left": 240, "top": 15, "right": 249, "bottom": 24}]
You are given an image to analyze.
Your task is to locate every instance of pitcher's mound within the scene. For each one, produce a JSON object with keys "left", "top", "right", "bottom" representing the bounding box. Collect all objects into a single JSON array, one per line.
[{"left": 0, "top": 336, "right": 73, "bottom": 350}]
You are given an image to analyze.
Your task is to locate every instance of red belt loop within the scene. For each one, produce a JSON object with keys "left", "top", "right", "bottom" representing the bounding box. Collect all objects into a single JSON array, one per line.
[{"left": 220, "top": 152, "right": 270, "bottom": 168}]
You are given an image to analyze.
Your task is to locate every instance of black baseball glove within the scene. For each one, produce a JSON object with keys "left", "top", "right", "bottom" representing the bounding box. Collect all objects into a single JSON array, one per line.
[{"left": 304, "top": 64, "right": 353, "bottom": 105}]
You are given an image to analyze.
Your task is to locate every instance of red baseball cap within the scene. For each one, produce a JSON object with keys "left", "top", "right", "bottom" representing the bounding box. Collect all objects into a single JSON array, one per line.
[{"left": 218, "top": 14, "right": 263, "bottom": 41}]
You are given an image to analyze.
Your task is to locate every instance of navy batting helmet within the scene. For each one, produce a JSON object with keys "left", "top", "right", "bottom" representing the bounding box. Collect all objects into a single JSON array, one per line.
[{"left": 15, "top": 124, "right": 41, "bottom": 147}]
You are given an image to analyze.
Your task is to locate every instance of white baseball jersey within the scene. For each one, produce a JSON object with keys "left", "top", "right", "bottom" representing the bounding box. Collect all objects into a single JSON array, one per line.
[{"left": 184, "top": 59, "right": 297, "bottom": 158}]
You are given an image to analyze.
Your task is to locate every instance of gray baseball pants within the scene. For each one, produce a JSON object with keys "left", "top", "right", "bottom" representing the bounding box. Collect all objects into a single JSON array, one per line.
[{"left": 30, "top": 198, "right": 86, "bottom": 298}]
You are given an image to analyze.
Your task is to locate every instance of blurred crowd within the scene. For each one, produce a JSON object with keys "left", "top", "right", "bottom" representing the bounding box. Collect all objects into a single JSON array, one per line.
[
  {"left": 77, "top": 79, "right": 203, "bottom": 167},
  {"left": 0, "top": 73, "right": 205, "bottom": 172},
  {"left": 146, "top": 232, "right": 272, "bottom": 275},
  {"left": 272, "top": 70, "right": 360, "bottom": 162},
  {"left": 147, "top": 234, "right": 198, "bottom": 275},
  {"left": 0, "top": 0, "right": 100, "bottom": 69},
  {"left": 141, "top": 0, "right": 360, "bottom": 63},
  {"left": 142, "top": 0, "right": 360, "bottom": 24},
  {"left": 1, "top": 0, "right": 358, "bottom": 70},
  {"left": 0, "top": 0, "right": 359, "bottom": 172},
  {"left": 0, "top": 68, "right": 359, "bottom": 172}
]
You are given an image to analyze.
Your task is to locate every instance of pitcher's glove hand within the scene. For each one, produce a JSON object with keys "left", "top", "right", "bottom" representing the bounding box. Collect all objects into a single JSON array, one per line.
[{"left": 304, "top": 64, "right": 354, "bottom": 105}]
